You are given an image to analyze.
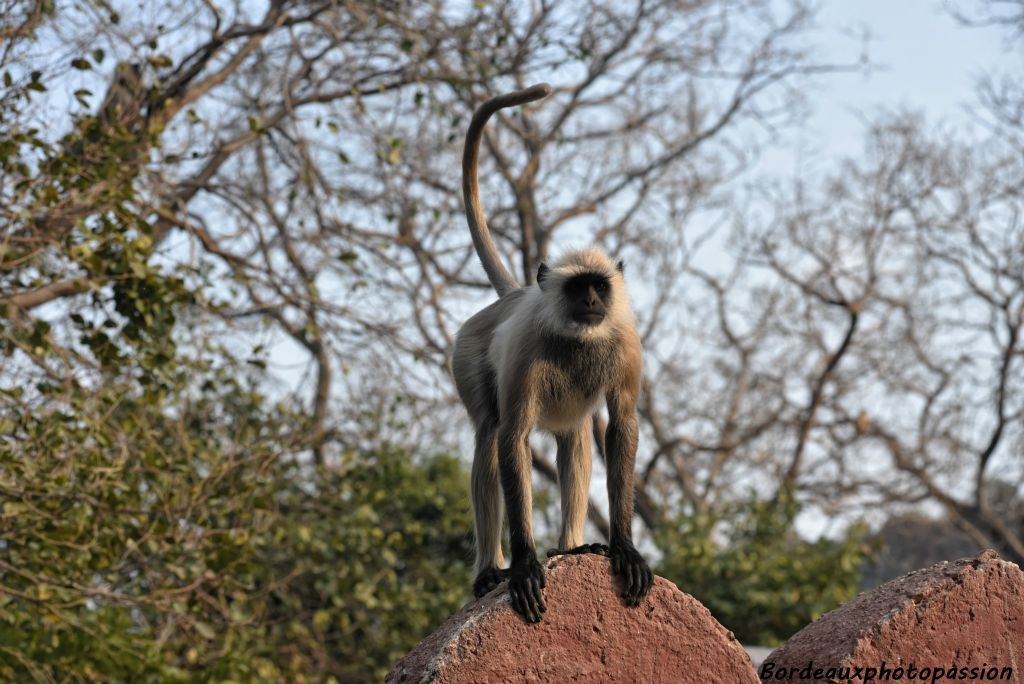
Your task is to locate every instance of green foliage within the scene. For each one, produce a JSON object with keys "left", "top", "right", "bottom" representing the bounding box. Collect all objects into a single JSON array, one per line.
[
  {"left": 1, "top": 47, "right": 169, "bottom": 335},
  {"left": 250, "top": 448, "right": 474, "bottom": 682},
  {"left": 0, "top": 362, "right": 472, "bottom": 682},
  {"left": 1, "top": 26, "right": 472, "bottom": 682},
  {"left": 655, "top": 494, "right": 875, "bottom": 646}
]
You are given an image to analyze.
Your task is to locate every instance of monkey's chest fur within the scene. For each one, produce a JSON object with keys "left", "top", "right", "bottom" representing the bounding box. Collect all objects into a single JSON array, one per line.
[{"left": 534, "top": 333, "right": 620, "bottom": 433}]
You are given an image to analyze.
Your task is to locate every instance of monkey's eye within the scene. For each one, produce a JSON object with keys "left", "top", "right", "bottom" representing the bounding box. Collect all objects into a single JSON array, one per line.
[{"left": 595, "top": 282, "right": 609, "bottom": 295}]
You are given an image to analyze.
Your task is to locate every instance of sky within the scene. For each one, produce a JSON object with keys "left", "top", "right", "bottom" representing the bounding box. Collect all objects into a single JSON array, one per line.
[
  {"left": 139, "top": 0, "right": 1018, "bottom": 541},
  {"left": 790, "top": 0, "right": 1014, "bottom": 168}
]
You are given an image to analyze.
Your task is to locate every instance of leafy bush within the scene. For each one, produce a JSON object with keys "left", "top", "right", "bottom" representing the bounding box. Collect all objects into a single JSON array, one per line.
[
  {"left": 656, "top": 494, "right": 875, "bottom": 646},
  {"left": 1, "top": 51, "right": 473, "bottom": 681},
  {"left": 0, "top": 361, "right": 472, "bottom": 682}
]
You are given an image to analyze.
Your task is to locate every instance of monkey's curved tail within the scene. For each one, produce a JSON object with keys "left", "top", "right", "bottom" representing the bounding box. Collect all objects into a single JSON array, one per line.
[{"left": 462, "top": 83, "right": 552, "bottom": 297}]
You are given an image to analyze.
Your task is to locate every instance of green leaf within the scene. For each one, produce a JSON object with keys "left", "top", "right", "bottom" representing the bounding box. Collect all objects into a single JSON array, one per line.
[{"left": 193, "top": 621, "right": 216, "bottom": 640}]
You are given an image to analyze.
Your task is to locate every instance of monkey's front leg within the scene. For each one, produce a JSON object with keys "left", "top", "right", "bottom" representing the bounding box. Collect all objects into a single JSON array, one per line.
[
  {"left": 498, "top": 423, "right": 546, "bottom": 623},
  {"left": 605, "top": 389, "right": 654, "bottom": 606}
]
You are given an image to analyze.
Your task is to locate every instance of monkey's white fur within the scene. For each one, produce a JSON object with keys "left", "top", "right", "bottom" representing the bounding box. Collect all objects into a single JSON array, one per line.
[
  {"left": 487, "top": 248, "right": 632, "bottom": 434},
  {"left": 495, "top": 247, "right": 628, "bottom": 343}
]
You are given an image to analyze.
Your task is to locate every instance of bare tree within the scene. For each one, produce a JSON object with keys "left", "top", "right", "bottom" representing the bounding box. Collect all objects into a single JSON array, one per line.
[
  {"left": 1, "top": 0, "right": 864, "bottom": 537},
  {"left": 667, "top": 110, "right": 1024, "bottom": 561}
]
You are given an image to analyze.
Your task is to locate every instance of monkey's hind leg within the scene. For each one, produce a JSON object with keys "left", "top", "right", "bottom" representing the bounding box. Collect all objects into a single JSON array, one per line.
[
  {"left": 546, "top": 420, "right": 609, "bottom": 558},
  {"left": 471, "top": 421, "right": 507, "bottom": 598}
]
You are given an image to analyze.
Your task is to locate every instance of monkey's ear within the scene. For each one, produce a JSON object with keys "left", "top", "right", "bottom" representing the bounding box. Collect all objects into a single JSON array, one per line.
[
  {"left": 616, "top": 259, "right": 625, "bottom": 274},
  {"left": 537, "top": 262, "right": 550, "bottom": 287}
]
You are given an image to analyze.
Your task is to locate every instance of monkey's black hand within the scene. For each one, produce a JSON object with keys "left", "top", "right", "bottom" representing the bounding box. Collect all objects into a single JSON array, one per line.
[
  {"left": 473, "top": 567, "right": 508, "bottom": 598},
  {"left": 609, "top": 541, "right": 653, "bottom": 607},
  {"left": 507, "top": 552, "right": 546, "bottom": 623},
  {"left": 546, "top": 543, "right": 609, "bottom": 557}
]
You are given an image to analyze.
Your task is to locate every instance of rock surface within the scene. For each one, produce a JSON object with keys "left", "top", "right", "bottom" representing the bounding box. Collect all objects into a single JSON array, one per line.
[
  {"left": 761, "top": 550, "right": 1024, "bottom": 683},
  {"left": 386, "top": 554, "right": 758, "bottom": 683}
]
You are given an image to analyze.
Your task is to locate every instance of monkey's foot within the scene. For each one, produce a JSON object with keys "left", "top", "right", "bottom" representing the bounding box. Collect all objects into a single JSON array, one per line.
[
  {"left": 609, "top": 542, "right": 653, "bottom": 607},
  {"left": 508, "top": 553, "right": 546, "bottom": 623},
  {"left": 546, "top": 542, "right": 609, "bottom": 557},
  {"left": 473, "top": 567, "right": 508, "bottom": 598}
]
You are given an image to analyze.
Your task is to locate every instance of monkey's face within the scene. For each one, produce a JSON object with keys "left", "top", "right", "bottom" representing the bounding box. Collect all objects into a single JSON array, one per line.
[
  {"left": 563, "top": 273, "right": 611, "bottom": 327},
  {"left": 536, "top": 254, "right": 627, "bottom": 339}
]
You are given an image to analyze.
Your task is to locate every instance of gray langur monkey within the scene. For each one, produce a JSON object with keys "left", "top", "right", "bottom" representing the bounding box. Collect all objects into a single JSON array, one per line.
[{"left": 451, "top": 83, "right": 653, "bottom": 623}]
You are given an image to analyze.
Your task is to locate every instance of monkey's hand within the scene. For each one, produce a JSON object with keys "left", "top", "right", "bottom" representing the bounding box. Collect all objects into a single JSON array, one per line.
[
  {"left": 473, "top": 567, "right": 508, "bottom": 598},
  {"left": 507, "top": 552, "right": 546, "bottom": 623},
  {"left": 609, "top": 541, "right": 653, "bottom": 607},
  {"left": 546, "top": 543, "right": 609, "bottom": 557}
]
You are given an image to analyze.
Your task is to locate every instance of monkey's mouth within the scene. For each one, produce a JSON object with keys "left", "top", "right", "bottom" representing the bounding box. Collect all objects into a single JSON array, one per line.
[{"left": 573, "top": 313, "right": 605, "bottom": 326}]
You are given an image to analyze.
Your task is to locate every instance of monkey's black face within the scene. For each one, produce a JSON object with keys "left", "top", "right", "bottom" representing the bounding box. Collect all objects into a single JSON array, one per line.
[{"left": 563, "top": 273, "right": 611, "bottom": 326}]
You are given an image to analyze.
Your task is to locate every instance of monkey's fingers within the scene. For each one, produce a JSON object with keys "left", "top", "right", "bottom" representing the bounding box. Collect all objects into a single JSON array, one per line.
[
  {"left": 508, "top": 588, "right": 529, "bottom": 621},
  {"left": 610, "top": 543, "right": 653, "bottom": 606},
  {"left": 528, "top": 564, "right": 546, "bottom": 618},
  {"left": 472, "top": 567, "right": 509, "bottom": 597},
  {"left": 630, "top": 568, "right": 644, "bottom": 605},
  {"left": 641, "top": 565, "right": 654, "bottom": 595},
  {"left": 508, "top": 561, "right": 546, "bottom": 623},
  {"left": 629, "top": 562, "right": 645, "bottom": 604},
  {"left": 509, "top": 585, "right": 528, "bottom": 621},
  {"left": 634, "top": 561, "right": 646, "bottom": 600},
  {"left": 523, "top": 591, "right": 541, "bottom": 623},
  {"left": 530, "top": 576, "right": 547, "bottom": 614},
  {"left": 546, "top": 543, "right": 609, "bottom": 557},
  {"left": 514, "top": 583, "right": 544, "bottom": 623},
  {"left": 630, "top": 562, "right": 653, "bottom": 605},
  {"left": 622, "top": 559, "right": 636, "bottom": 601}
]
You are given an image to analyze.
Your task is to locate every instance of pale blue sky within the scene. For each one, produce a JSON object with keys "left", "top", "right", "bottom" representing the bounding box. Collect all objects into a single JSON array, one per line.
[{"left": 795, "top": 0, "right": 1016, "bottom": 165}]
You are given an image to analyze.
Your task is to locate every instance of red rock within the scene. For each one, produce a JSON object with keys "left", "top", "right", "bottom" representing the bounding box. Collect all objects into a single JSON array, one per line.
[
  {"left": 761, "top": 550, "right": 1024, "bottom": 683},
  {"left": 387, "top": 554, "right": 758, "bottom": 683}
]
